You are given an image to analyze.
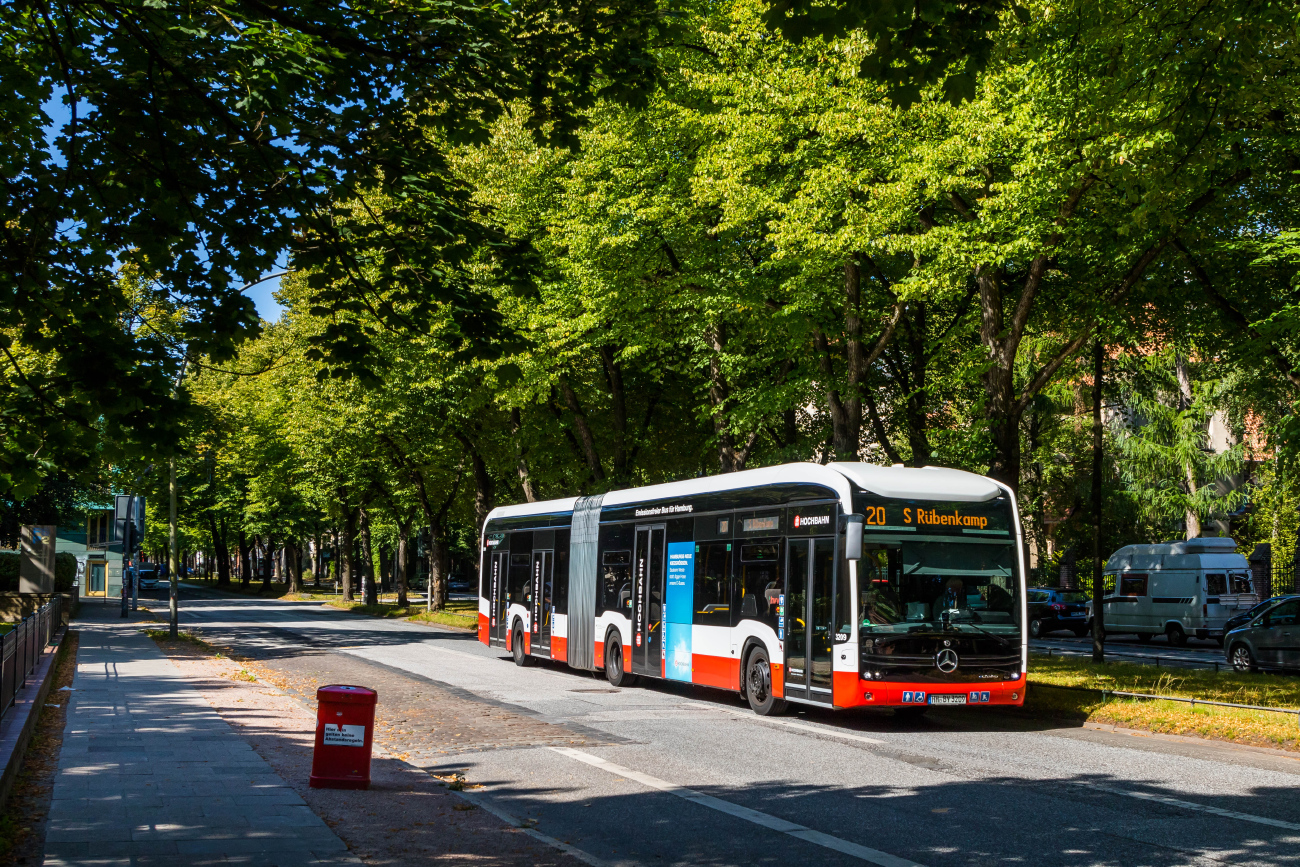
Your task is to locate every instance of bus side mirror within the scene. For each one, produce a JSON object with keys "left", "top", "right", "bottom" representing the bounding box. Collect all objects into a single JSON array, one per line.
[{"left": 844, "top": 515, "right": 864, "bottom": 560}]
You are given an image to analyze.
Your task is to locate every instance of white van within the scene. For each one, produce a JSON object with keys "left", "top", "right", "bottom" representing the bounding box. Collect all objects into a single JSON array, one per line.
[{"left": 1098, "top": 537, "right": 1257, "bottom": 646}]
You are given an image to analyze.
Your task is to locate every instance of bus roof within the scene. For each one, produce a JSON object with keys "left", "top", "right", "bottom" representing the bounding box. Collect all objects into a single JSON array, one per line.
[{"left": 484, "top": 462, "right": 1005, "bottom": 523}]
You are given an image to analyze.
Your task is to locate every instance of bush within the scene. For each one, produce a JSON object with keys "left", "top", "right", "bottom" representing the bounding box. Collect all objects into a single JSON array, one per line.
[
  {"left": 0, "top": 550, "right": 78, "bottom": 592},
  {"left": 0, "top": 551, "right": 17, "bottom": 592},
  {"left": 55, "top": 552, "right": 77, "bottom": 592}
]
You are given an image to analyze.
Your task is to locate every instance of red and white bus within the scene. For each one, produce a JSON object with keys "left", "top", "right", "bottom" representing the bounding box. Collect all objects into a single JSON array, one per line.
[{"left": 477, "top": 462, "right": 1027, "bottom": 715}]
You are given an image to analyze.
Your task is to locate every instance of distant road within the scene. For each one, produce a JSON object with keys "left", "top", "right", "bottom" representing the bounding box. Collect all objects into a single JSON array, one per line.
[{"left": 1031, "top": 633, "right": 1230, "bottom": 671}]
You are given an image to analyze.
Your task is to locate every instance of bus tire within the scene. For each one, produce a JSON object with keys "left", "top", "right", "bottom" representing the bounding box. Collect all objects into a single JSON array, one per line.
[
  {"left": 1166, "top": 623, "right": 1188, "bottom": 647},
  {"left": 512, "top": 623, "right": 530, "bottom": 667},
  {"left": 744, "top": 647, "right": 787, "bottom": 716},
  {"left": 604, "top": 635, "right": 637, "bottom": 687}
]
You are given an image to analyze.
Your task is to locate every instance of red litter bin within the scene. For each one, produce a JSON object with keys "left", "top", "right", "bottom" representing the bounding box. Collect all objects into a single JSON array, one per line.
[{"left": 310, "top": 685, "right": 377, "bottom": 789}]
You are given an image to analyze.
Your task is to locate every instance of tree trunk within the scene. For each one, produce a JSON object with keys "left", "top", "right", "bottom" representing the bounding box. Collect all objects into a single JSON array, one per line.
[
  {"left": 209, "top": 515, "right": 231, "bottom": 586},
  {"left": 1174, "top": 353, "right": 1202, "bottom": 539},
  {"left": 599, "top": 345, "right": 629, "bottom": 481},
  {"left": 261, "top": 537, "right": 274, "bottom": 591},
  {"left": 900, "top": 302, "right": 932, "bottom": 465},
  {"left": 509, "top": 408, "right": 537, "bottom": 501},
  {"left": 237, "top": 530, "right": 252, "bottom": 589},
  {"left": 287, "top": 540, "right": 302, "bottom": 594},
  {"left": 341, "top": 508, "right": 356, "bottom": 602},
  {"left": 395, "top": 526, "right": 410, "bottom": 608},
  {"left": 359, "top": 507, "right": 377, "bottom": 605},
  {"left": 1091, "top": 339, "right": 1106, "bottom": 663},
  {"left": 558, "top": 378, "right": 606, "bottom": 481}
]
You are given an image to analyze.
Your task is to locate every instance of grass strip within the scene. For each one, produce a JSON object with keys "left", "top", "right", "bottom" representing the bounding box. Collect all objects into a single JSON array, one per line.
[{"left": 1022, "top": 654, "right": 1300, "bottom": 751}]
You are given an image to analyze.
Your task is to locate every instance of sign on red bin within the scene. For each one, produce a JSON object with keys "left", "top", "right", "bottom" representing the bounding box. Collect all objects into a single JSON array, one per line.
[{"left": 310, "top": 684, "right": 377, "bottom": 789}]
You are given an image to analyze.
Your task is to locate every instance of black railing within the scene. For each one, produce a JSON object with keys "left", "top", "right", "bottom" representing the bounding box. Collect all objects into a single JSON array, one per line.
[{"left": 0, "top": 597, "right": 62, "bottom": 724}]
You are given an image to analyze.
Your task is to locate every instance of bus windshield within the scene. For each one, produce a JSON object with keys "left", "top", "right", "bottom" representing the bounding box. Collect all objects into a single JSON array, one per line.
[{"left": 859, "top": 540, "right": 1020, "bottom": 637}]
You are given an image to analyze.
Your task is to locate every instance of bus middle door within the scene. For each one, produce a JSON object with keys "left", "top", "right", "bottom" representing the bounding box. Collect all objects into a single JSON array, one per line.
[
  {"left": 633, "top": 524, "right": 667, "bottom": 676},
  {"left": 532, "top": 549, "right": 554, "bottom": 655}
]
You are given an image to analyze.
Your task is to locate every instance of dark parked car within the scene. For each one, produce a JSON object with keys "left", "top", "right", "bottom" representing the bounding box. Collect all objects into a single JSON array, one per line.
[
  {"left": 1222, "top": 595, "right": 1300, "bottom": 637},
  {"left": 1226, "top": 597, "right": 1300, "bottom": 672},
  {"left": 1027, "top": 588, "right": 1090, "bottom": 638}
]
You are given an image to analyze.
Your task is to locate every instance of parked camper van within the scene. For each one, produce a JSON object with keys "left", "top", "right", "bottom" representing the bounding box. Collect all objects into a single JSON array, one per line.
[{"left": 1096, "top": 537, "right": 1257, "bottom": 646}]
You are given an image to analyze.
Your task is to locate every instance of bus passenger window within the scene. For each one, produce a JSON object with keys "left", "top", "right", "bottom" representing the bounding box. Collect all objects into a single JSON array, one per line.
[
  {"left": 694, "top": 542, "right": 731, "bottom": 627},
  {"left": 1205, "top": 574, "right": 1227, "bottom": 596},
  {"left": 734, "top": 541, "right": 781, "bottom": 628},
  {"left": 601, "top": 550, "right": 632, "bottom": 614},
  {"left": 1230, "top": 573, "right": 1252, "bottom": 595}
]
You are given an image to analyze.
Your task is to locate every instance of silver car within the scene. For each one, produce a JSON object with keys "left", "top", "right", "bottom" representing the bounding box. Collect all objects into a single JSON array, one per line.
[{"left": 1225, "top": 597, "right": 1300, "bottom": 673}]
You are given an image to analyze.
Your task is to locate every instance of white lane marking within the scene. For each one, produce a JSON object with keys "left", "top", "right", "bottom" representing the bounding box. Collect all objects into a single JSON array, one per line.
[
  {"left": 551, "top": 747, "right": 926, "bottom": 867},
  {"left": 708, "top": 708, "right": 886, "bottom": 745},
  {"left": 1085, "top": 782, "right": 1300, "bottom": 832},
  {"left": 452, "top": 786, "right": 639, "bottom": 867}
]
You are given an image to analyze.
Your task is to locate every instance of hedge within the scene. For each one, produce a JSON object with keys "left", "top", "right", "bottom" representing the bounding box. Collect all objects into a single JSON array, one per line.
[{"left": 0, "top": 550, "right": 78, "bottom": 592}]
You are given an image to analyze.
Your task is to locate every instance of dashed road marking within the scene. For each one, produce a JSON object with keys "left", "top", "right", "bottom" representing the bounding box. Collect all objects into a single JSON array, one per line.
[{"left": 551, "top": 747, "right": 926, "bottom": 867}]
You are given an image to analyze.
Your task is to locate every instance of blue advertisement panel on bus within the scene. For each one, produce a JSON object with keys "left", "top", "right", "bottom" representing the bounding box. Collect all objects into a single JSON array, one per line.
[{"left": 664, "top": 542, "right": 694, "bottom": 681}]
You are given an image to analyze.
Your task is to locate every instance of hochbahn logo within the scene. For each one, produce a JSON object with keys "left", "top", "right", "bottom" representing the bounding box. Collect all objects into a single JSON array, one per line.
[
  {"left": 792, "top": 514, "right": 830, "bottom": 528},
  {"left": 907, "top": 507, "right": 989, "bottom": 530}
]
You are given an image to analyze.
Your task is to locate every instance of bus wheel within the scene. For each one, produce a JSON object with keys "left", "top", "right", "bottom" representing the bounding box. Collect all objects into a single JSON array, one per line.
[
  {"left": 1166, "top": 624, "right": 1188, "bottom": 647},
  {"left": 604, "top": 636, "right": 637, "bottom": 687},
  {"left": 512, "top": 624, "right": 530, "bottom": 667},
  {"left": 745, "top": 648, "right": 787, "bottom": 716}
]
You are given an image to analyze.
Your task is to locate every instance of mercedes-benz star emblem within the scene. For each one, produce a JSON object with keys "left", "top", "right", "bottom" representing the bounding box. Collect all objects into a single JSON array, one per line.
[{"left": 935, "top": 649, "right": 960, "bottom": 673}]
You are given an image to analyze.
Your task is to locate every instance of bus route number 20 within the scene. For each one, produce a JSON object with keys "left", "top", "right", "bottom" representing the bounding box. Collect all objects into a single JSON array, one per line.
[{"left": 864, "top": 505, "right": 888, "bottom": 526}]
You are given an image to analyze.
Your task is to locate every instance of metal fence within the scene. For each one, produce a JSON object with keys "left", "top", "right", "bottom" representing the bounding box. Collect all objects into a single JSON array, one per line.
[{"left": 0, "top": 597, "right": 62, "bottom": 725}]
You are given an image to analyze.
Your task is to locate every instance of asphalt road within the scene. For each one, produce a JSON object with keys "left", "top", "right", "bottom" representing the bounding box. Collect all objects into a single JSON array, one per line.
[{"left": 160, "top": 588, "right": 1300, "bottom": 867}]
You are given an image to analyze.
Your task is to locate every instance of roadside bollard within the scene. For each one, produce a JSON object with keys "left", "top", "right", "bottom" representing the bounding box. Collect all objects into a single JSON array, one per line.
[{"left": 309, "top": 685, "right": 378, "bottom": 790}]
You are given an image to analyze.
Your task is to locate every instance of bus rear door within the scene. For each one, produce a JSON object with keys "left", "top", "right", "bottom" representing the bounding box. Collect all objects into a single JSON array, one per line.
[
  {"left": 633, "top": 524, "right": 667, "bottom": 677},
  {"left": 489, "top": 549, "right": 509, "bottom": 646}
]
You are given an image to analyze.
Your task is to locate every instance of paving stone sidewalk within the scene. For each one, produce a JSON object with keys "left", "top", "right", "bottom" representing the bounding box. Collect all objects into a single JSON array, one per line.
[{"left": 43, "top": 603, "right": 361, "bottom": 867}]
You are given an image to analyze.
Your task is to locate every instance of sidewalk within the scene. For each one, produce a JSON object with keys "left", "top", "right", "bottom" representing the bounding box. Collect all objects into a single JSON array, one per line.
[{"left": 43, "top": 602, "right": 360, "bottom": 867}]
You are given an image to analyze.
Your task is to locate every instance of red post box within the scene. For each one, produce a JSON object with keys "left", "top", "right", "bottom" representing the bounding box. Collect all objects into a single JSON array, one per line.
[{"left": 309, "top": 684, "right": 377, "bottom": 789}]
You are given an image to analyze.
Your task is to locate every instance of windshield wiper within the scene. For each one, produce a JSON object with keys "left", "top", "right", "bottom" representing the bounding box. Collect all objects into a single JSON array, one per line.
[{"left": 944, "top": 615, "right": 1015, "bottom": 645}]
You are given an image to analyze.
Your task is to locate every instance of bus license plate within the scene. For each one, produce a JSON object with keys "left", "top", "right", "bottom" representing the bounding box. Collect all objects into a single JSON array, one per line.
[{"left": 929, "top": 694, "right": 967, "bottom": 705}]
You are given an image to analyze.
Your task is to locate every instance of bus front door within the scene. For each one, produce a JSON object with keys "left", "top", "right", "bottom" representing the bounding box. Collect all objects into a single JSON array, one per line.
[
  {"left": 633, "top": 524, "right": 667, "bottom": 676},
  {"left": 785, "top": 537, "right": 836, "bottom": 704},
  {"left": 489, "top": 551, "right": 509, "bottom": 647},
  {"left": 532, "top": 550, "right": 554, "bottom": 655}
]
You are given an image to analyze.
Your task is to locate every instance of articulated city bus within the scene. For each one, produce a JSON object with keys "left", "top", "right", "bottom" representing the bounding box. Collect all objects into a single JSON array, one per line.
[{"left": 477, "top": 462, "right": 1027, "bottom": 715}]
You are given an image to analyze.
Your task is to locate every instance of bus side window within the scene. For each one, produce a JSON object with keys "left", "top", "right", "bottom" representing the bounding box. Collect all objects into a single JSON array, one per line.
[
  {"left": 553, "top": 533, "right": 570, "bottom": 614},
  {"left": 597, "top": 524, "right": 634, "bottom": 615},
  {"left": 1230, "top": 573, "right": 1252, "bottom": 595},
  {"left": 1205, "top": 573, "right": 1227, "bottom": 596},
  {"left": 693, "top": 541, "right": 731, "bottom": 627}
]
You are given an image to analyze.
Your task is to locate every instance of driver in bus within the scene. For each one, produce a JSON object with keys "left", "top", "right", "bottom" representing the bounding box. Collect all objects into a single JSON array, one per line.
[{"left": 932, "top": 576, "right": 967, "bottom": 621}]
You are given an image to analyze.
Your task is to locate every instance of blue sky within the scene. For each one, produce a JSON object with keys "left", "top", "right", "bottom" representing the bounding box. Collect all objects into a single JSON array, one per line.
[{"left": 246, "top": 273, "right": 287, "bottom": 321}]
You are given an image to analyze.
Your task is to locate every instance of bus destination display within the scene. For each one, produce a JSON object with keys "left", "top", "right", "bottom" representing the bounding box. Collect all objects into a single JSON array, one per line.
[{"left": 854, "top": 495, "right": 1011, "bottom": 536}]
